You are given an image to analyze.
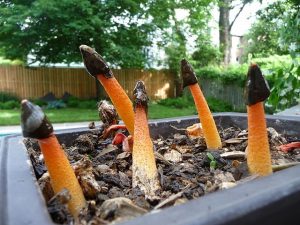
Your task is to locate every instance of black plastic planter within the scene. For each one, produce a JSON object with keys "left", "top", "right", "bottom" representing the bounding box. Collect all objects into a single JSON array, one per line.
[{"left": 1, "top": 113, "right": 300, "bottom": 225}]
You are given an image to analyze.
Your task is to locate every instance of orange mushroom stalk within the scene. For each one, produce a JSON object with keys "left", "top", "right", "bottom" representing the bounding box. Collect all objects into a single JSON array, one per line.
[
  {"left": 80, "top": 45, "right": 134, "bottom": 135},
  {"left": 21, "top": 100, "right": 86, "bottom": 216},
  {"left": 245, "top": 64, "right": 272, "bottom": 176},
  {"left": 181, "top": 59, "right": 222, "bottom": 149},
  {"left": 132, "top": 81, "right": 160, "bottom": 200}
]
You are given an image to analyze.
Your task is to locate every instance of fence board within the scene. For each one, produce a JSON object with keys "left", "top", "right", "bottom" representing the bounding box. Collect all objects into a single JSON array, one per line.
[
  {"left": 0, "top": 66, "right": 175, "bottom": 100},
  {"left": 200, "top": 78, "right": 245, "bottom": 111}
]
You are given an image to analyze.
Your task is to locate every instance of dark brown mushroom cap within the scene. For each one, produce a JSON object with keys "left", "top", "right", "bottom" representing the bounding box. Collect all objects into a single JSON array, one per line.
[
  {"left": 21, "top": 100, "right": 53, "bottom": 139},
  {"left": 181, "top": 59, "right": 198, "bottom": 88},
  {"left": 244, "top": 64, "right": 270, "bottom": 106},
  {"left": 133, "top": 81, "right": 149, "bottom": 113},
  {"left": 79, "top": 45, "right": 113, "bottom": 78},
  {"left": 97, "top": 100, "right": 118, "bottom": 127}
]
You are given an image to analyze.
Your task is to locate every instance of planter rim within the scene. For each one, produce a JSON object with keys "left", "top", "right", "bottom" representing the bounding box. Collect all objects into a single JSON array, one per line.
[{"left": 1, "top": 113, "right": 300, "bottom": 225}]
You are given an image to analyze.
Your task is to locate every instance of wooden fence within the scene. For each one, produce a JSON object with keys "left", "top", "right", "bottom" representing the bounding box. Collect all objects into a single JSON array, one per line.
[
  {"left": 200, "top": 78, "right": 245, "bottom": 111},
  {"left": 0, "top": 66, "right": 175, "bottom": 100}
]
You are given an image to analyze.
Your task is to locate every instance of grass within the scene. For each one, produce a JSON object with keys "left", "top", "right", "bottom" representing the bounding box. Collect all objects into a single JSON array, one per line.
[
  {"left": 0, "top": 104, "right": 197, "bottom": 126},
  {"left": 148, "top": 103, "right": 196, "bottom": 119}
]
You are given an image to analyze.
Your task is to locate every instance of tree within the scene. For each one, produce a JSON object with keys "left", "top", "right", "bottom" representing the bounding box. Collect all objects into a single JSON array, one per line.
[
  {"left": 0, "top": 0, "right": 152, "bottom": 68},
  {"left": 146, "top": 0, "right": 212, "bottom": 72},
  {"left": 0, "top": 0, "right": 214, "bottom": 69},
  {"left": 245, "top": 0, "right": 300, "bottom": 112},
  {"left": 218, "top": 0, "right": 252, "bottom": 65},
  {"left": 192, "top": 35, "right": 221, "bottom": 67},
  {"left": 243, "top": 2, "right": 291, "bottom": 58}
]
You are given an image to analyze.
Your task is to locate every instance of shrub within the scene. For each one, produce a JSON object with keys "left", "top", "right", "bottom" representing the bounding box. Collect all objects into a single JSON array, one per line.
[
  {"left": 77, "top": 100, "right": 97, "bottom": 109},
  {"left": 195, "top": 64, "right": 248, "bottom": 87},
  {"left": 0, "top": 57, "right": 23, "bottom": 65},
  {"left": 267, "top": 62, "right": 300, "bottom": 113},
  {"left": 0, "top": 100, "right": 19, "bottom": 109},
  {"left": 194, "top": 55, "right": 293, "bottom": 88},
  {"left": 207, "top": 97, "right": 233, "bottom": 112},
  {"left": 66, "top": 99, "right": 80, "bottom": 108},
  {"left": 46, "top": 100, "right": 66, "bottom": 109},
  {"left": 157, "top": 96, "right": 233, "bottom": 112},
  {"left": 31, "top": 99, "right": 48, "bottom": 107},
  {"left": 157, "top": 96, "right": 193, "bottom": 109},
  {"left": 64, "top": 96, "right": 97, "bottom": 109},
  {"left": 0, "top": 92, "right": 19, "bottom": 102},
  {"left": 64, "top": 96, "right": 81, "bottom": 108}
]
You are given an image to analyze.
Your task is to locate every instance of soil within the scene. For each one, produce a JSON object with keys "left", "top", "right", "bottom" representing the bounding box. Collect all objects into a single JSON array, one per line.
[{"left": 24, "top": 122, "right": 300, "bottom": 225}]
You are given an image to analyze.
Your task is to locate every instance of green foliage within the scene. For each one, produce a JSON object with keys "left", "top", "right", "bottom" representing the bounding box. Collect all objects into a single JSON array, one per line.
[
  {"left": 31, "top": 99, "right": 47, "bottom": 107},
  {"left": 0, "top": 57, "right": 23, "bottom": 65},
  {"left": 0, "top": 0, "right": 152, "bottom": 67},
  {"left": 191, "top": 34, "right": 221, "bottom": 67},
  {"left": 0, "top": 92, "right": 19, "bottom": 102},
  {"left": 267, "top": 60, "right": 300, "bottom": 112},
  {"left": 157, "top": 96, "right": 192, "bottom": 109},
  {"left": 150, "top": 0, "right": 212, "bottom": 72},
  {"left": 46, "top": 100, "right": 66, "bottom": 109},
  {"left": 253, "top": 55, "right": 292, "bottom": 69},
  {"left": 206, "top": 97, "right": 233, "bottom": 112},
  {"left": 195, "top": 64, "right": 248, "bottom": 87},
  {"left": 66, "top": 99, "right": 79, "bottom": 108},
  {"left": 64, "top": 96, "right": 80, "bottom": 108},
  {"left": 207, "top": 152, "right": 217, "bottom": 170},
  {"left": 64, "top": 96, "right": 97, "bottom": 109},
  {"left": 157, "top": 95, "right": 233, "bottom": 112},
  {"left": 194, "top": 55, "right": 295, "bottom": 90},
  {"left": 192, "top": 54, "right": 298, "bottom": 113},
  {"left": 0, "top": 100, "right": 19, "bottom": 109},
  {"left": 243, "top": 1, "right": 282, "bottom": 57},
  {"left": 0, "top": 0, "right": 213, "bottom": 68},
  {"left": 77, "top": 100, "right": 97, "bottom": 109},
  {"left": 244, "top": 0, "right": 299, "bottom": 59}
]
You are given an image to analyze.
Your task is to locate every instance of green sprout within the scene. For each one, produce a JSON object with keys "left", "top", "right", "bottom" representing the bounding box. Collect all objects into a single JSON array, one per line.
[{"left": 207, "top": 152, "right": 217, "bottom": 170}]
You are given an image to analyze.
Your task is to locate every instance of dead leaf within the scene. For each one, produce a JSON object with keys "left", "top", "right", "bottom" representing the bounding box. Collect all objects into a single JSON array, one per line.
[
  {"left": 221, "top": 151, "right": 245, "bottom": 159},
  {"left": 117, "top": 152, "right": 131, "bottom": 160},
  {"left": 224, "top": 138, "right": 244, "bottom": 144},
  {"left": 98, "top": 197, "right": 147, "bottom": 221},
  {"left": 164, "top": 150, "right": 182, "bottom": 163},
  {"left": 98, "top": 144, "right": 118, "bottom": 157},
  {"left": 186, "top": 123, "right": 203, "bottom": 138},
  {"left": 154, "top": 152, "right": 173, "bottom": 166},
  {"left": 154, "top": 191, "right": 183, "bottom": 210}
]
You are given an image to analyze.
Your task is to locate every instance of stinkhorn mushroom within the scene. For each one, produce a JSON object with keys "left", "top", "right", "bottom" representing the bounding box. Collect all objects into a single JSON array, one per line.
[
  {"left": 80, "top": 45, "right": 134, "bottom": 135},
  {"left": 181, "top": 59, "right": 222, "bottom": 149},
  {"left": 245, "top": 63, "right": 272, "bottom": 176},
  {"left": 132, "top": 81, "right": 160, "bottom": 200},
  {"left": 21, "top": 100, "right": 86, "bottom": 216},
  {"left": 98, "top": 100, "right": 118, "bottom": 128}
]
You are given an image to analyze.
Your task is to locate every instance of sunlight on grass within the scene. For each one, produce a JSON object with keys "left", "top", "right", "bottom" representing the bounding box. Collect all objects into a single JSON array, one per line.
[{"left": 0, "top": 112, "right": 19, "bottom": 118}]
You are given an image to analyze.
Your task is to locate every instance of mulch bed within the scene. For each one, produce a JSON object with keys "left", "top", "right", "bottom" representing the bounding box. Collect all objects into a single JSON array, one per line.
[{"left": 24, "top": 122, "right": 300, "bottom": 225}]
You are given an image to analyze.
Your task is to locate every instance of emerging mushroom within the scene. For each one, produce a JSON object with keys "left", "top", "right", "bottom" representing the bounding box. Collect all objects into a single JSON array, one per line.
[
  {"left": 245, "top": 63, "right": 272, "bottom": 176},
  {"left": 97, "top": 100, "right": 118, "bottom": 129},
  {"left": 80, "top": 45, "right": 134, "bottom": 135},
  {"left": 132, "top": 81, "right": 160, "bottom": 200},
  {"left": 21, "top": 100, "right": 86, "bottom": 216},
  {"left": 180, "top": 59, "right": 222, "bottom": 149}
]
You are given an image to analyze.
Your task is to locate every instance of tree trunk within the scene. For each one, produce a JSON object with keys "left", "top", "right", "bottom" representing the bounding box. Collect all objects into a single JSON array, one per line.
[{"left": 219, "top": 0, "right": 231, "bottom": 66}]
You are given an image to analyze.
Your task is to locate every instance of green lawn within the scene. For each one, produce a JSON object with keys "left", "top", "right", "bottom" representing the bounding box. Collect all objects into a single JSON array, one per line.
[{"left": 0, "top": 104, "right": 197, "bottom": 126}]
